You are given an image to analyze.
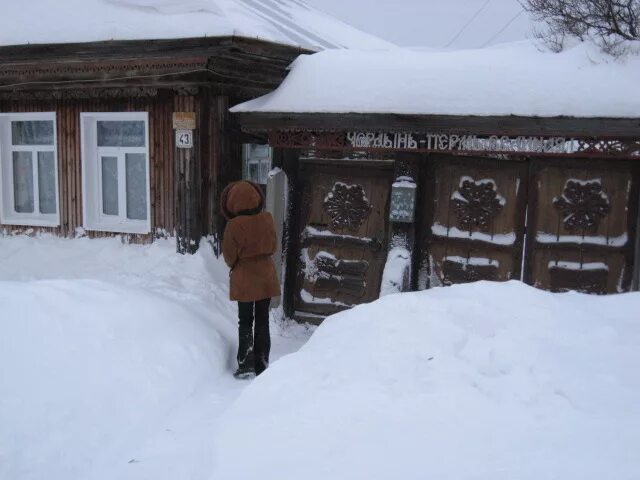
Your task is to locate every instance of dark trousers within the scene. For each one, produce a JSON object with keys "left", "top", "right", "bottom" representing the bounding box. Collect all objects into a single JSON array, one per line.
[{"left": 237, "top": 298, "right": 271, "bottom": 375}]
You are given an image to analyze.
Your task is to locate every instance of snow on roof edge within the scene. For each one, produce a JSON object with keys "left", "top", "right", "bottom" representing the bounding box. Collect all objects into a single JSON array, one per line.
[
  {"left": 230, "top": 41, "right": 640, "bottom": 119},
  {"left": 0, "top": 34, "right": 319, "bottom": 58},
  {"left": 0, "top": 0, "right": 395, "bottom": 52}
]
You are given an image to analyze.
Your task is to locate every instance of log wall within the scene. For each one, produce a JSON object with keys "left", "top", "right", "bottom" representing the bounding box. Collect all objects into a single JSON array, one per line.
[{"left": 0, "top": 90, "right": 235, "bottom": 244}]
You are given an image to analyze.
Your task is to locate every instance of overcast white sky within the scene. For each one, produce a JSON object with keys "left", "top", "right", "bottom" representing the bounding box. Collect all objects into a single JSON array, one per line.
[{"left": 305, "top": 0, "right": 536, "bottom": 48}]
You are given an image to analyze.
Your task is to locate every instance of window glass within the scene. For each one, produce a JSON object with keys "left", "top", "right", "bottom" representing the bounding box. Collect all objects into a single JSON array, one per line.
[
  {"left": 12, "top": 121, "right": 54, "bottom": 146},
  {"left": 37, "top": 152, "right": 57, "bottom": 214},
  {"left": 101, "top": 156, "right": 119, "bottom": 215},
  {"left": 12, "top": 151, "right": 34, "bottom": 213},
  {"left": 125, "top": 153, "right": 148, "bottom": 220},
  {"left": 248, "top": 162, "right": 259, "bottom": 183},
  {"left": 249, "top": 144, "right": 271, "bottom": 160},
  {"left": 97, "top": 121, "right": 145, "bottom": 147},
  {"left": 243, "top": 144, "right": 272, "bottom": 185},
  {"left": 0, "top": 115, "right": 59, "bottom": 226},
  {"left": 260, "top": 160, "right": 271, "bottom": 184},
  {"left": 81, "top": 114, "right": 150, "bottom": 233}
]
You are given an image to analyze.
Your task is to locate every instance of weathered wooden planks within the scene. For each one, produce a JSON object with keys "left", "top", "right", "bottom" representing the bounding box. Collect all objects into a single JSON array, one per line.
[
  {"left": 418, "top": 155, "right": 529, "bottom": 289},
  {"left": 0, "top": 93, "right": 177, "bottom": 242},
  {"left": 289, "top": 161, "right": 392, "bottom": 319}
]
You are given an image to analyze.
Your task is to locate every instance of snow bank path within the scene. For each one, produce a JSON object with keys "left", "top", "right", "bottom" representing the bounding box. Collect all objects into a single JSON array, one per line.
[
  {"left": 0, "top": 235, "right": 312, "bottom": 480},
  {"left": 214, "top": 281, "right": 640, "bottom": 480}
]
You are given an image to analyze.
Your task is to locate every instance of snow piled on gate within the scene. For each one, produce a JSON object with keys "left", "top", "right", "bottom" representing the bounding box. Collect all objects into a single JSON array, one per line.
[
  {"left": 212, "top": 281, "right": 640, "bottom": 480},
  {"left": 232, "top": 41, "right": 640, "bottom": 117}
]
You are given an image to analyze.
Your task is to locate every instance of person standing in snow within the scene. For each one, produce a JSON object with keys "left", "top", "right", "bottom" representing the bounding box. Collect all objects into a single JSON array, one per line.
[{"left": 220, "top": 180, "right": 280, "bottom": 379}]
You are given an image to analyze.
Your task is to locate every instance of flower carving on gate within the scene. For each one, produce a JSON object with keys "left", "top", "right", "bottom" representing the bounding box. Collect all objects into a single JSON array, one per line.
[
  {"left": 323, "top": 182, "right": 371, "bottom": 230},
  {"left": 553, "top": 179, "right": 610, "bottom": 232},
  {"left": 451, "top": 177, "right": 505, "bottom": 231}
]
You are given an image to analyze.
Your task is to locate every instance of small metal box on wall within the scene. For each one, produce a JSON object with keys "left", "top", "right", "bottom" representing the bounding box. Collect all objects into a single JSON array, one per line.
[{"left": 389, "top": 176, "right": 417, "bottom": 223}]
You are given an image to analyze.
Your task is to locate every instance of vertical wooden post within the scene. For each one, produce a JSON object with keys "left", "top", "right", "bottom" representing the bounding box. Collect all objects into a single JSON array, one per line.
[
  {"left": 633, "top": 193, "right": 640, "bottom": 291},
  {"left": 174, "top": 98, "right": 202, "bottom": 254},
  {"left": 278, "top": 148, "right": 301, "bottom": 319},
  {"left": 214, "top": 96, "right": 239, "bottom": 256},
  {"left": 176, "top": 144, "right": 199, "bottom": 254},
  {"left": 266, "top": 166, "right": 288, "bottom": 308}
]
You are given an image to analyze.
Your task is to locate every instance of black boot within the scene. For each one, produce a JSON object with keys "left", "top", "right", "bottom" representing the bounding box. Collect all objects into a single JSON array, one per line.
[
  {"left": 233, "top": 363, "right": 255, "bottom": 379},
  {"left": 234, "top": 345, "right": 255, "bottom": 379},
  {"left": 235, "top": 301, "right": 256, "bottom": 379},
  {"left": 253, "top": 298, "right": 271, "bottom": 376}
]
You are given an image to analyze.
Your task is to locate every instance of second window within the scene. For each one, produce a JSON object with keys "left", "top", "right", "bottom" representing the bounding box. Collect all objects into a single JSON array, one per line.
[{"left": 81, "top": 113, "right": 150, "bottom": 234}]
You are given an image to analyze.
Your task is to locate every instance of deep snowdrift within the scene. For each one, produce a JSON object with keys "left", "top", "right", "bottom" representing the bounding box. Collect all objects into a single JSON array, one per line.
[
  {"left": 0, "top": 280, "right": 231, "bottom": 480},
  {"left": 0, "top": 235, "right": 311, "bottom": 480},
  {"left": 213, "top": 281, "right": 640, "bottom": 480}
]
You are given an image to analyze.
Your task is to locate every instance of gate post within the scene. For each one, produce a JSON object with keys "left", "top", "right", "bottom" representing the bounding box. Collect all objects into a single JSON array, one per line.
[
  {"left": 634, "top": 194, "right": 640, "bottom": 291},
  {"left": 266, "top": 168, "right": 288, "bottom": 307}
]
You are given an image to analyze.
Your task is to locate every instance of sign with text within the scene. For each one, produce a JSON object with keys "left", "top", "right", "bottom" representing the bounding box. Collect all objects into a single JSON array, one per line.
[
  {"left": 176, "top": 129, "right": 193, "bottom": 149},
  {"left": 347, "top": 131, "right": 574, "bottom": 154},
  {"left": 172, "top": 112, "right": 196, "bottom": 130},
  {"left": 268, "top": 130, "right": 640, "bottom": 158}
]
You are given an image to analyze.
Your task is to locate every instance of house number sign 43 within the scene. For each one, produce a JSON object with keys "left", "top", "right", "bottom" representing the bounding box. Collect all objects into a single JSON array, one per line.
[{"left": 176, "top": 129, "right": 193, "bottom": 149}]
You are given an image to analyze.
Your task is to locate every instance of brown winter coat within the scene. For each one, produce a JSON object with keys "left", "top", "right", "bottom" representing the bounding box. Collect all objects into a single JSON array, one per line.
[{"left": 221, "top": 181, "right": 280, "bottom": 302}]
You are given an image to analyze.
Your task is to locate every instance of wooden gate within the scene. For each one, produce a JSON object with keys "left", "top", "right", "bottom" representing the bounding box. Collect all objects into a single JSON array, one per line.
[
  {"left": 525, "top": 159, "right": 640, "bottom": 294},
  {"left": 419, "top": 155, "right": 528, "bottom": 289},
  {"left": 289, "top": 160, "right": 392, "bottom": 321},
  {"left": 419, "top": 155, "right": 639, "bottom": 294}
]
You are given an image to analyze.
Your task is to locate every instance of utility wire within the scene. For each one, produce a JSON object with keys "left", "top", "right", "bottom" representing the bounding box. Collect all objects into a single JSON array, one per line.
[
  {"left": 480, "top": 8, "right": 525, "bottom": 47},
  {"left": 444, "top": 0, "right": 492, "bottom": 48}
]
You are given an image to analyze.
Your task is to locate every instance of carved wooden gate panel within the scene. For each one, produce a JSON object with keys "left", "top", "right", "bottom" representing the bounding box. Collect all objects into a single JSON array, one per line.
[
  {"left": 419, "top": 155, "right": 528, "bottom": 289},
  {"left": 291, "top": 160, "right": 391, "bottom": 321},
  {"left": 525, "top": 159, "right": 639, "bottom": 294}
]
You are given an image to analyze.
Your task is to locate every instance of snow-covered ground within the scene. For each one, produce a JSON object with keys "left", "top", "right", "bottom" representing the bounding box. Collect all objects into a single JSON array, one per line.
[
  {"left": 0, "top": 234, "right": 312, "bottom": 480},
  {"left": 2, "top": 235, "right": 639, "bottom": 480},
  {"left": 214, "top": 281, "right": 640, "bottom": 480}
]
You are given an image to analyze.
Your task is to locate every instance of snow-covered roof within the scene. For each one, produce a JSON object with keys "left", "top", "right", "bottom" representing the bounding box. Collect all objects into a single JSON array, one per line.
[
  {"left": 0, "top": 0, "right": 393, "bottom": 51},
  {"left": 231, "top": 41, "right": 640, "bottom": 118}
]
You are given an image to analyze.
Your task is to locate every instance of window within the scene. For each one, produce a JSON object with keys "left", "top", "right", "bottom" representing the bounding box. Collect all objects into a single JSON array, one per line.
[
  {"left": 0, "top": 113, "right": 59, "bottom": 226},
  {"left": 81, "top": 113, "right": 150, "bottom": 234},
  {"left": 242, "top": 144, "right": 272, "bottom": 185}
]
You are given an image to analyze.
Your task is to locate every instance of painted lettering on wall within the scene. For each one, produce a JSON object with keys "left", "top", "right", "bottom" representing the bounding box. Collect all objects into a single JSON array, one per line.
[{"left": 346, "top": 132, "right": 576, "bottom": 154}]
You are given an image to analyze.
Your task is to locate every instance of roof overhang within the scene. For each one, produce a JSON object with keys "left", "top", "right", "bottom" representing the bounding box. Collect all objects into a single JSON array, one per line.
[
  {"left": 0, "top": 37, "right": 310, "bottom": 100},
  {"left": 0, "top": 36, "right": 311, "bottom": 63},
  {"left": 233, "top": 112, "right": 640, "bottom": 159},
  {"left": 234, "top": 112, "right": 640, "bottom": 137}
]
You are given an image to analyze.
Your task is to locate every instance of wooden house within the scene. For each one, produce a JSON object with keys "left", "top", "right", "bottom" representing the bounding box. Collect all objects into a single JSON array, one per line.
[
  {"left": 0, "top": 0, "right": 390, "bottom": 253},
  {"left": 231, "top": 45, "right": 640, "bottom": 322}
]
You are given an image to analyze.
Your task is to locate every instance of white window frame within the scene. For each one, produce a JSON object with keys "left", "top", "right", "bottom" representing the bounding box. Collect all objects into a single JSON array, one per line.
[
  {"left": 81, "top": 112, "right": 151, "bottom": 234},
  {"left": 242, "top": 143, "right": 273, "bottom": 186},
  {"left": 0, "top": 112, "right": 60, "bottom": 227}
]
